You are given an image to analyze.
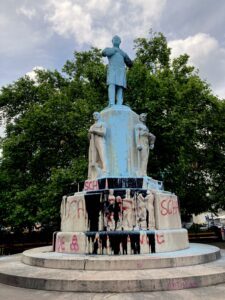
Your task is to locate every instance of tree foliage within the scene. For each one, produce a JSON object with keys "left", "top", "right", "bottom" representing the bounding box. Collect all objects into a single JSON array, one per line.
[{"left": 0, "top": 33, "right": 224, "bottom": 229}]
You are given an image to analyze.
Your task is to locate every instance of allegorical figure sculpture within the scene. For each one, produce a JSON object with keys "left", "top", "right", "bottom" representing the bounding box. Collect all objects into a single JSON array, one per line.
[
  {"left": 137, "top": 191, "right": 155, "bottom": 230},
  {"left": 104, "top": 189, "right": 116, "bottom": 231},
  {"left": 88, "top": 112, "right": 108, "bottom": 179},
  {"left": 122, "top": 189, "right": 134, "bottom": 230},
  {"left": 115, "top": 195, "right": 123, "bottom": 230},
  {"left": 135, "top": 113, "right": 156, "bottom": 176},
  {"left": 145, "top": 190, "right": 155, "bottom": 229},
  {"left": 137, "top": 192, "right": 148, "bottom": 229},
  {"left": 102, "top": 35, "right": 132, "bottom": 106}
]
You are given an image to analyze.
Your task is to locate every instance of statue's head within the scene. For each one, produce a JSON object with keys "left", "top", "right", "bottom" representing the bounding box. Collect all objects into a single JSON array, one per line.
[
  {"left": 93, "top": 112, "right": 101, "bottom": 121},
  {"left": 112, "top": 35, "right": 121, "bottom": 47},
  {"left": 139, "top": 113, "right": 147, "bottom": 122}
]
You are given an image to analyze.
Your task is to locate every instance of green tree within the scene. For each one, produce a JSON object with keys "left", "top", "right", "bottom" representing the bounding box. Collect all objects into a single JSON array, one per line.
[{"left": 0, "top": 33, "right": 224, "bottom": 230}]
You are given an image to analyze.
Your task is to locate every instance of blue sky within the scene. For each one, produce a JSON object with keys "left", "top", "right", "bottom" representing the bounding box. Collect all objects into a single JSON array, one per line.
[{"left": 1, "top": 0, "right": 225, "bottom": 135}]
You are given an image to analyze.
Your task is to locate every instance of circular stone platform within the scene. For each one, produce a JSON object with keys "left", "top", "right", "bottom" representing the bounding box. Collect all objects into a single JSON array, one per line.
[
  {"left": 22, "top": 243, "right": 220, "bottom": 270},
  {"left": 1, "top": 244, "right": 225, "bottom": 292}
]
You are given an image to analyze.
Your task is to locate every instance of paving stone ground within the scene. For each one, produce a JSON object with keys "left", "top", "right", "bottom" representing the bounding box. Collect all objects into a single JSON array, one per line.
[{"left": 1, "top": 282, "right": 225, "bottom": 300}]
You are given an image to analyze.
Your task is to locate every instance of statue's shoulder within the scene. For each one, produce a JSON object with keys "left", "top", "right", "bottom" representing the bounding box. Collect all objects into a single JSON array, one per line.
[{"left": 102, "top": 47, "right": 116, "bottom": 57}]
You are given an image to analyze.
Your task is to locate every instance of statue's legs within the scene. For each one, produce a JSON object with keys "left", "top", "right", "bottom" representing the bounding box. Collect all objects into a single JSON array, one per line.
[
  {"left": 140, "top": 146, "right": 149, "bottom": 176},
  {"left": 116, "top": 86, "right": 123, "bottom": 105},
  {"left": 108, "top": 84, "right": 115, "bottom": 106},
  {"left": 96, "top": 139, "right": 108, "bottom": 175}
]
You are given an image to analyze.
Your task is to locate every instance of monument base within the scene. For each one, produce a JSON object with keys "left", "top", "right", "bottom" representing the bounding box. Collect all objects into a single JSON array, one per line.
[{"left": 54, "top": 229, "right": 189, "bottom": 254}]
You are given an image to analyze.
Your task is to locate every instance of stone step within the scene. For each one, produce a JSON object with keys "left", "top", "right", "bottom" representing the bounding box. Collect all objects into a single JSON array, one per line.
[
  {"left": 0, "top": 248, "right": 225, "bottom": 292},
  {"left": 22, "top": 243, "right": 220, "bottom": 270}
]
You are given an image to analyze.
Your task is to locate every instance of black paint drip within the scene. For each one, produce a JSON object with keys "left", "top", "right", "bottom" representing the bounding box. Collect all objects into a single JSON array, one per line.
[{"left": 85, "top": 231, "right": 155, "bottom": 255}]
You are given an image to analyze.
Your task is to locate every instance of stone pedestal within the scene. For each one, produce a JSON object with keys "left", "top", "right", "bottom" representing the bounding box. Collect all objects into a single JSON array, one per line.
[
  {"left": 100, "top": 106, "right": 139, "bottom": 177},
  {"left": 55, "top": 186, "right": 188, "bottom": 255},
  {"left": 55, "top": 105, "right": 189, "bottom": 255}
]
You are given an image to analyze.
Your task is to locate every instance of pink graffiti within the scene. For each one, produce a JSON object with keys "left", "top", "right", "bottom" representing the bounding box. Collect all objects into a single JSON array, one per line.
[
  {"left": 84, "top": 180, "right": 99, "bottom": 191},
  {"left": 156, "top": 233, "right": 165, "bottom": 245},
  {"left": 56, "top": 236, "right": 65, "bottom": 252},
  {"left": 160, "top": 198, "right": 179, "bottom": 216},
  {"left": 136, "top": 261, "right": 144, "bottom": 268},
  {"left": 140, "top": 234, "right": 149, "bottom": 245},
  {"left": 167, "top": 279, "right": 198, "bottom": 290},
  {"left": 70, "top": 234, "right": 79, "bottom": 252}
]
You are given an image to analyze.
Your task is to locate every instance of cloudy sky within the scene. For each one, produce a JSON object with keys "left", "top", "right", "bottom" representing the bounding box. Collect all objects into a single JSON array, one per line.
[{"left": 0, "top": 0, "right": 225, "bottom": 136}]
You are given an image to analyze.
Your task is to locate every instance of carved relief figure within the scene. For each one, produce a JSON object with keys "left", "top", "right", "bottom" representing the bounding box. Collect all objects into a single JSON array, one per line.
[
  {"left": 136, "top": 191, "right": 155, "bottom": 230},
  {"left": 122, "top": 189, "right": 134, "bottom": 230},
  {"left": 145, "top": 190, "right": 155, "bottom": 229},
  {"left": 137, "top": 193, "right": 148, "bottom": 229},
  {"left": 88, "top": 112, "right": 108, "bottom": 179},
  {"left": 115, "top": 195, "right": 123, "bottom": 230},
  {"left": 135, "top": 113, "right": 156, "bottom": 176},
  {"left": 104, "top": 189, "right": 116, "bottom": 231},
  {"left": 102, "top": 35, "right": 132, "bottom": 106}
]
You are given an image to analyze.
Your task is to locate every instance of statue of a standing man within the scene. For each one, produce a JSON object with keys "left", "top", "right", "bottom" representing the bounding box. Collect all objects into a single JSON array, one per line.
[{"left": 102, "top": 35, "right": 132, "bottom": 106}]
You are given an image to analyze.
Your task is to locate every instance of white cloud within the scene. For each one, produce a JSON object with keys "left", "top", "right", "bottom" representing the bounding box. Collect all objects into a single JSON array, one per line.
[
  {"left": 26, "top": 66, "right": 46, "bottom": 82},
  {"left": 169, "top": 33, "right": 225, "bottom": 99},
  {"left": 17, "top": 6, "right": 37, "bottom": 19},
  {"left": 169, "top": 33, "right": 218, "bottom": 63},
  {"left": 1, "top": 0, "right": 225, "bottom": 101},
  {"left": 44, "top": 0, "right": 167, "bottom": 48}
]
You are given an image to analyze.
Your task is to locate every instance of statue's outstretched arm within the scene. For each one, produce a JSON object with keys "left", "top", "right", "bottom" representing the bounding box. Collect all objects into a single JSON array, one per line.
[{"left": 118, "top": 49, "right": 133, "bottom": 67}]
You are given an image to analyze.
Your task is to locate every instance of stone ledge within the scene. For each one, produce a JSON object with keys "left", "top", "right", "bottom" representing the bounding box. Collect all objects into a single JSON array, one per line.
[
  {"left": 22, "top": 243, "right": 220, "bottom": 270},
  {"left": 0, "top": 248, "right": 225, "bottom": 292}
]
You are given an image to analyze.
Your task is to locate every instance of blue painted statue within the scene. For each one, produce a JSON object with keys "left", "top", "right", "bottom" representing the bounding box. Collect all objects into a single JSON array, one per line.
[{"left": 102, "top": 35, "right": 132, "bottom": 106}]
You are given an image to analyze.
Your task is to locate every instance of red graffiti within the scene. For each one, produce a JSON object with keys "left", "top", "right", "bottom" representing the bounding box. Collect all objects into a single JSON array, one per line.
[
  {"left": 56, "top": 236, "right": 65, "bottom": 251},
  {"left": 116, "top": 196, "right": 123, "bottom": 209},
  {"left": 84, "top": 180, "right": 99, "bottom": 191},
  {"left": 168, "top": 279, "right": 198, "bottom": 290},
  {"left": 140, "top": 234, "right": 149, "bottom": 245},
  {"left": 136, "top": 261, "right": 144, "bottom": 268},
  {"left": 70, "top": 235, "right": 79, "bottom": 252},
  {"left": 156, "top": 233, "right": 165, "bottom": 244},
  {"left": 122, "top": 199, "right": 133, "bottom": 211},
  {"left": 160, "top": 198, "right": 179, "bottom": 216},
  {"left": 68, "top": 199, "right": 84, "bottom": 219}
]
